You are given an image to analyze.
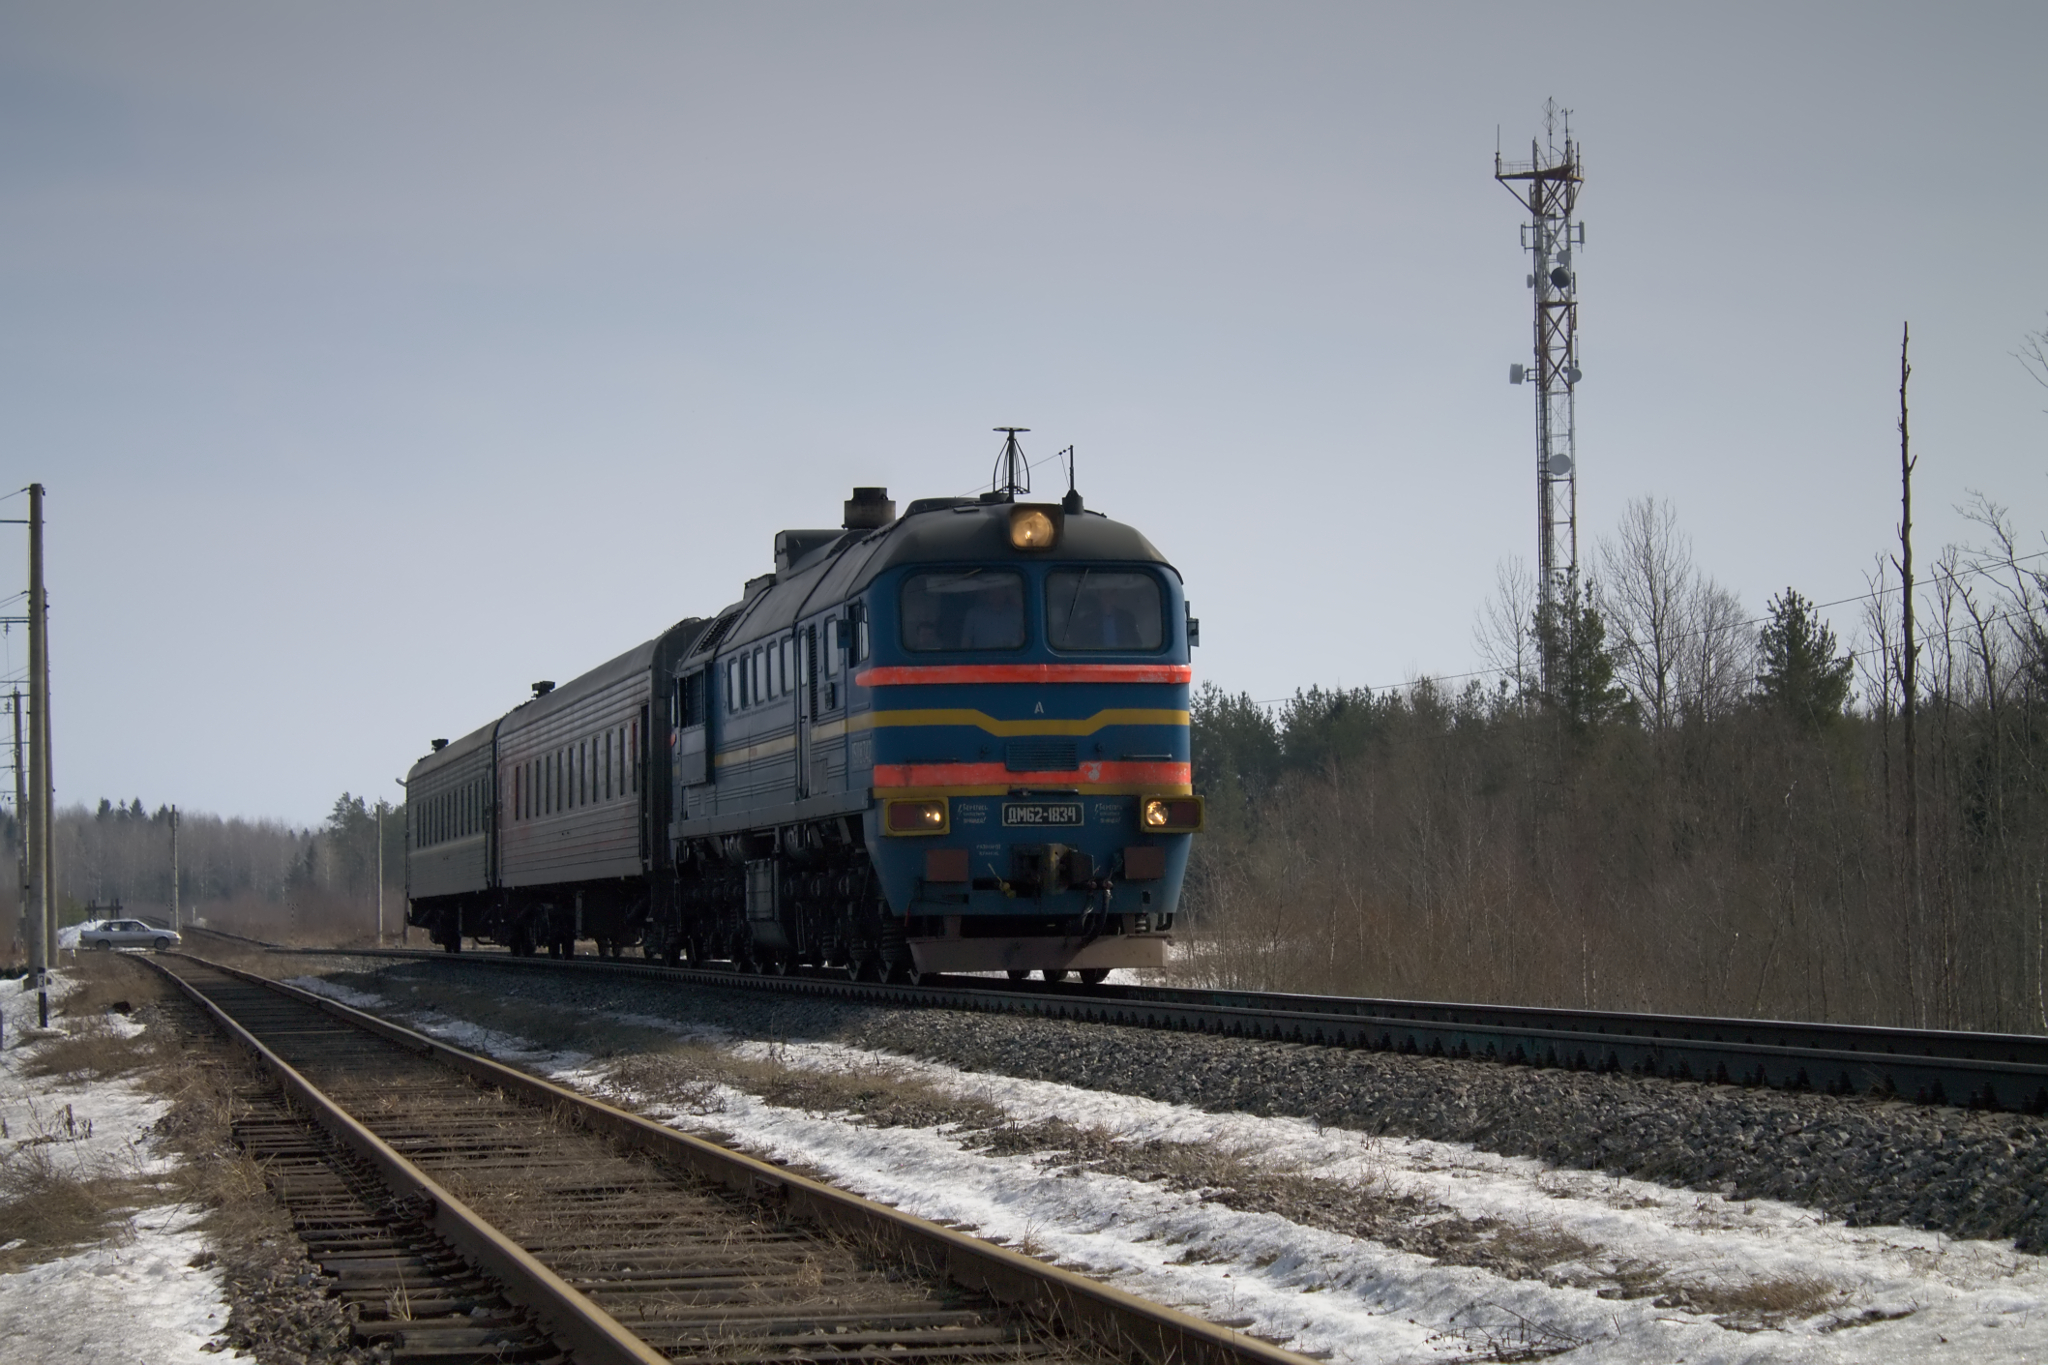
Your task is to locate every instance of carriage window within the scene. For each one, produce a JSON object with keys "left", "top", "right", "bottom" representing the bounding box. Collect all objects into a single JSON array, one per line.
[
  {"left": 900, "top": 571, "right": 1026, "bottom": 651},
  {"left": 1046, "top": 569, "right": 1165, "bottom": 651},
  {"left": 824, "top": 619, "right": 841, "bottom": 676},
  {"left": 779, "top": 637, "right": 792, "bottom": 696},
  {"left": 753, "top": 647, "right": 765, "bottom": 702}
]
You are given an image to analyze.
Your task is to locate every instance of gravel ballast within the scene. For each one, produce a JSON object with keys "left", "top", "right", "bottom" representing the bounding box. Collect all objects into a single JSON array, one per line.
[{"left": 336, "top": 959, "right": 2048, "bottom": 1254}]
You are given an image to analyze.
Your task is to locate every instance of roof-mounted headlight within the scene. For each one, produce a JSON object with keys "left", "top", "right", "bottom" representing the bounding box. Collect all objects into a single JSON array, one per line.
[{"left": 1008, "top": 504, "right": 1062, "bottom": 550}]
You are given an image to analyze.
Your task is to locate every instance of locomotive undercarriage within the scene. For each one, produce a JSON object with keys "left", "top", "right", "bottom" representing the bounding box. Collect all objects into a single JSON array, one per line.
[
  {"left": 663, "top": 815, "right": 916, "bottom": 980},
  {"left": 411, "top": 808, "right": 1172, "bottom": 983}
]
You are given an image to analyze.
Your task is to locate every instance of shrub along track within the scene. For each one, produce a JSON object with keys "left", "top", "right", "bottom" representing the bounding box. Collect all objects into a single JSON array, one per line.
[{"left": 149, "top": 952, "right": 1316, "bottom": 1365}]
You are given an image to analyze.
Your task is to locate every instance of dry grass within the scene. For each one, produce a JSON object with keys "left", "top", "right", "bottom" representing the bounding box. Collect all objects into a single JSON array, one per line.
[
  {"left": 1657, "top": 1272, "right": 1848, "bottom": 1329},
  {"left": 1, "top": 954, "right": 295, "bottom": 1273}
]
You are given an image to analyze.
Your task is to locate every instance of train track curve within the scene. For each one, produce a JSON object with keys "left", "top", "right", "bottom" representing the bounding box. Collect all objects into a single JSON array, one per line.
[
  {"left": 244, "top": 937, "right": 2048, "bottom": 1113},
  {"left": 149, "top": 950, "right": 1317, "bottom": 1365}
]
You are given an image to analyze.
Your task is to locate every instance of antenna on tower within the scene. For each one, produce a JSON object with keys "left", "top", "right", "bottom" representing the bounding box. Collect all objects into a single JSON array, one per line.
[
  {"left": 1496, "top": 98, "right": 1586, "bottom": 692},
  {"left": 992, "top": 427, "right": 1031, "bottom": 499}
]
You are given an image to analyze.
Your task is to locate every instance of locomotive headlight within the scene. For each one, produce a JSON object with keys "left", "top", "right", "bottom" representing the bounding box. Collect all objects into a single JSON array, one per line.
[
  {"left": 1139, "top": 795, "right": 1205, "bottom": 833},
  {"left": 1008, "top": 505, "right": 1061, "bottom": 549},
  {"left": 884, "top": 798, "right": 949, "bottom": 835}
]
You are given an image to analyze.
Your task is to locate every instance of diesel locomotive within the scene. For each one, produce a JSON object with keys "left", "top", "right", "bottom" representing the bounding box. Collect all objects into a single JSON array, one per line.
[{"left": 403, "top": 440, "right": 1202, "bottom": 982}]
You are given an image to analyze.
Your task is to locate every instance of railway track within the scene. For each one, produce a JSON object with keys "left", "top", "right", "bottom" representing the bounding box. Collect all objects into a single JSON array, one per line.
[
  {"left": 150, "top": 951, "right": 1315, "bottom": 1365},
  {"left": 237, "top": 935, "right": 2048, "bottom": 1112}
]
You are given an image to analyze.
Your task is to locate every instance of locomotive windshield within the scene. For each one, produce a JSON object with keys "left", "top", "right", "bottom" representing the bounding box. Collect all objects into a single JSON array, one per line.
[
  {"left": 900, "top": 569, "right": 1026, "bottom": 651},
  {"left": 1046, "top": 569, "right": 1164, "bottom": 651}
]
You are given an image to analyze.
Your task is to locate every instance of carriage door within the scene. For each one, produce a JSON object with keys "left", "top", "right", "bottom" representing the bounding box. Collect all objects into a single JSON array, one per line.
[
  {"left": 675, "top": 666, "right": 710, "bottom": 801},
  {"left": 795, "top": 626, "right": 816, "bottom": 799}
]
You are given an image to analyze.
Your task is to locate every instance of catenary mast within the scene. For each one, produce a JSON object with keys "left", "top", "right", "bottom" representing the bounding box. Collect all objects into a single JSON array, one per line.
[{"left": 1496, "top": 99, "right": 1585, "bottom": 688}]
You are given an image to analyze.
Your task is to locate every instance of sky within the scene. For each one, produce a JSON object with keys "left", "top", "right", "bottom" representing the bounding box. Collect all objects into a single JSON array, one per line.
[{"left": 1, "top": 2, "right": 2043, "bottom": 826}]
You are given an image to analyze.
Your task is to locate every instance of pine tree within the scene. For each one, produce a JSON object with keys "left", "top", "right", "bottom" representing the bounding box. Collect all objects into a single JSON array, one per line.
[
  {"left": 1530, "top": 578, "right": 1634, "bottom": 731},
  {"left": 1754, "top": 588, "right": 1853, "bottom": 730}
]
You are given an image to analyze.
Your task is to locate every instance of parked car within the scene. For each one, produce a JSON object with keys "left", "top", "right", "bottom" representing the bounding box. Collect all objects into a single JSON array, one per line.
[{"left": 83, "top": 920, "right": 181, "bottom": 952}]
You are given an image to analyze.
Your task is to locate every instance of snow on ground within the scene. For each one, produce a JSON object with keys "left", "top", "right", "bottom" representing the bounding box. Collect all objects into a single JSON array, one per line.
[
  {"left": 0, "top": 1207, "right": 238, "bottom": 1365},
  {"left": 292, "top": 974, "right": 2048, "bottom": 1364},
  {"left": 0, "top": 969, "right": 251, "bottom": 1363}
]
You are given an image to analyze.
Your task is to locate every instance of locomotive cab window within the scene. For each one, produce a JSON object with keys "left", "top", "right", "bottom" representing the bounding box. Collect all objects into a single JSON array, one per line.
[
  {"left": 1046, "top": 569, "right": 1165, "bottom": 651},
  {"left": 900, "top": 570, "right": 1026, "bottom": 652}
]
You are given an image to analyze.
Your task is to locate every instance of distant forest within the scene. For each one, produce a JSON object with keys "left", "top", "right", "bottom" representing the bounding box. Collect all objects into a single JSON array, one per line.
[
  {"left": 2, "top": 793, "right": 403, "bottom": 955},
  {"left": 1184, "top": 491, "right": 2048, "bottom": 1034}
]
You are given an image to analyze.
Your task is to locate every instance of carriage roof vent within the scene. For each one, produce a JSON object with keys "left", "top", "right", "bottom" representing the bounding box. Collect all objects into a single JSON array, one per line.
[
  {"left": 431, "top": 738, "right": 449, "bottom": 751},
  {"left": 531, "top": 680, "right": 555, "bottom": 698},
  {"left": 843, "top": 486, "right": 895, "bottom": 530}
]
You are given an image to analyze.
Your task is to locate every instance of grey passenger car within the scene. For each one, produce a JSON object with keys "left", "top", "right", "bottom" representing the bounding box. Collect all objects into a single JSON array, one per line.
[{"left": 84, "top": 919, "right": 181, "bottom": 952}]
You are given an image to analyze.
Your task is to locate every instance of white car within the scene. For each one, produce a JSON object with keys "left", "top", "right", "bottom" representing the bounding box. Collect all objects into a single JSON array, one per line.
[{"left": 82, "top": 920, "right": 181, "bottom": 952}]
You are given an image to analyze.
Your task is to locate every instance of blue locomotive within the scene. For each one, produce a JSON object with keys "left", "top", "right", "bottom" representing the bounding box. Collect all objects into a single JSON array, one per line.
[{"left": 404, "top": 437, "right": 1202, "bottom": 982}]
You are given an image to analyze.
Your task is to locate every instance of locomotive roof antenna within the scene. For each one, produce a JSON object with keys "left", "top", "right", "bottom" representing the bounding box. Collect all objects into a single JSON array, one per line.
[
  {"left": 1496, "top": 96, "right": 1585, "bottom": 695},
  {"left": 992, "top": 427, "right": 1031, "bottom": 499},
  {"left": 1059, "top": 445, "right": 1084, "bottom": 514}
]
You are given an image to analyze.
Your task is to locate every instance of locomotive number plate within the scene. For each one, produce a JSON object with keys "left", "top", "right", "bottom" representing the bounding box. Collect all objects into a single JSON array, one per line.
[{"left": 1002, "top": 801, "right": 1084, "bottom": 828}]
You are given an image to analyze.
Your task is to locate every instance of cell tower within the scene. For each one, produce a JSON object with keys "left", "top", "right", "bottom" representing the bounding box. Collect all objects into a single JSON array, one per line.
[{"left": 1496, "top": 99, "right": 1585, "bottom": 686}]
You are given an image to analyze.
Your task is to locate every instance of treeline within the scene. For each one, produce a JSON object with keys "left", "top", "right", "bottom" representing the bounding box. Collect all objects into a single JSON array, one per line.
[
  {"left": 1, "top": 793, "right": 405, "bottom": 956},
  {"left": 1180, "top": 495, "right": 2048, "bottom": 1034}
]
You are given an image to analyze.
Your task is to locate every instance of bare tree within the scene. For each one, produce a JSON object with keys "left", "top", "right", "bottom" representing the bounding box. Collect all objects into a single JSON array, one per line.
[
  {"left": 1678, "top": 579, "right": 1753, "bottom": 721},
  {"left": 1473, "top": 556, "right": 1539, "bottom": 703},
  {"left": 1599, "top": 498, "right": 1695, "bottom": 733},
  {"left": 2018, "top": 312, "right": 2048, "bottom": 410}
]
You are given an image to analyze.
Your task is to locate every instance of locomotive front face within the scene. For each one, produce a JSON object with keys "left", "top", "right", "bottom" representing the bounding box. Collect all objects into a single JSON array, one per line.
[{"left": 857, "top": 504, "right": 1200, "bottom": 975}]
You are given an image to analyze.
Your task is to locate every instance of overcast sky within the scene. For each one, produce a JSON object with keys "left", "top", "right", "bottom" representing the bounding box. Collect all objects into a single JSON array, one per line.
[{"left": 3, "top": 3, "right": 2044, "bottom": 826}]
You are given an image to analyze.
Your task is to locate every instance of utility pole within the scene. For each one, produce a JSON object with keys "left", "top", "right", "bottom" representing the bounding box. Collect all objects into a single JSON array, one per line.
[
  {"left": 376, "top": 801, "right": 384, "bottom": 946},
  {"left": 170, "top": 805, "right": 180, "bottom": 929},
  {"left": 26, "top": 484, "right": 52, "bottom": 1028},
  {"left": 11, "top": 690, "right": 24, "bottom": 969}
]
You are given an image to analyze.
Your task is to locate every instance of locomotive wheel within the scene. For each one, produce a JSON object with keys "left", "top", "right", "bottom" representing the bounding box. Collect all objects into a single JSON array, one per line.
[
  {"left": 1006, "top": 970, "right": 1031, "bottom": 982},
  {"left": 1078, "top": 968, "right": 1111, "bottom": 985},
  {"left": 1041, "top": 968, "right": 1068, "bottom": 983}
]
